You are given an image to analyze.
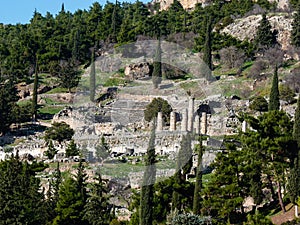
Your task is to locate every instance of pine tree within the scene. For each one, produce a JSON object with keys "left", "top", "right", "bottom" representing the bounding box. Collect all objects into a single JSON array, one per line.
[
  {"left": 0, "top": 153, "right": 47, "bottom": 224},
  {"left": 65, "top": 139, "right": 79, "bottom": 157},
  {"left": 90, "top": 50, "right": 96, "bottom": 102},
  {"left": 255, "top": 13, "right": 278, "bottom": 51},
  {"left": 202, "top": 143, "right": 245, "bottom": 223},
  {"left": 45, "top": 162, "right": 62, "bottom": 222},
  {"left": 53, "top": 176, "right": 85, "bottom": 225},
  {"left": 140, "top": 120, "right": 157, "bottom": 225},
  {"left": 45, "top": 140, "right": 58, "bottom": 159},
  {"left": 53, "top": 162, "right": 87, "bottom": 225},
  {"left": 291, "top": 4, "right": 300, "bottom": 47},
  {"left": 83, "top": 173, "right": 111, "bottom": 225},
  {"left": 152, "top": 40, "right": 162, "bottom": 89},
  {"left": 193, "top": 135, "right": 204, "bottom": 215},
  {"left": 268, "top": 65, "right": 280, "bottom": 111},
  {"left": 0, "top": 77, "right": 19, "bottom": 135}
]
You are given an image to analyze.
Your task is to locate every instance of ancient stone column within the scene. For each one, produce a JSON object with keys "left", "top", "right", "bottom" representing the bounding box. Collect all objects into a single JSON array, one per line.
[
  {"left": 194, "top": 114, "right": 200, "bottom": 134},
  {"left": 156, "top": 112, "right": 163, "bottom": 132},
  {"left": 181, "top": 109, "right": 187, "bottom": 132},
  {"left": 200, "top": 112, "right": 207, "bottom": 135},
  {"left": 242, "top": 120, "right": 247, "bottom": 133},
  {"left": 187, "top": 97, "right": 194, "bottom": 132},
  {"left": 169, "top": 111, "right": 176, "bottom": 131}
]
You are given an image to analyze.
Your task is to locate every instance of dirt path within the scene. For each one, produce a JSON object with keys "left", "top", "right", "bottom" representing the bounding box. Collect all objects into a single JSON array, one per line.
[{"left": 271, "top": 204, "right": 297, "bottom": 225}]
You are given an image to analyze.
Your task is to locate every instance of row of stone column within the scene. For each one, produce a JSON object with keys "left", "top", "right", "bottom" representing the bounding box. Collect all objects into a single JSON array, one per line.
[{"left": 156, "top": 97, "right": 208, "bottom": 135}]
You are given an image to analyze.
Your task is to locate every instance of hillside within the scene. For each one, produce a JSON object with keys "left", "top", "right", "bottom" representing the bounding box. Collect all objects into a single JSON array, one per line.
[{"left": 0, "top": 0, "right": 300, "bottom": 224}]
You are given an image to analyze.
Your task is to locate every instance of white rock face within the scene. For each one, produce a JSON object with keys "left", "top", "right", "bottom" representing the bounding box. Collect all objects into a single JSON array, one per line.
[
  {"left": 221, "top": 14, "right": 293, "bottom": 50},
  {"left": 154, "top": 0, "right": 290, "bottom": 11}
]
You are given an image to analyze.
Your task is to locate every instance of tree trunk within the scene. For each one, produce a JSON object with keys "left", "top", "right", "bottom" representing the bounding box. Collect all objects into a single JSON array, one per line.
[
  {"left": 295, "top": 204, "right": 298, "bottom": 218},
  {"left": 277, "top": 181, "right": 286, "bottom": 212},
  {"left": 267, "top": 174, "right": 277, "bottom": 201}
]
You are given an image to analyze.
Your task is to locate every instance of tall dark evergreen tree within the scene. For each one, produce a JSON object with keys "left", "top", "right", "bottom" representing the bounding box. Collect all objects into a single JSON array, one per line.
[
  {"left": 255, "top": 13, "right": 278, "bottom": 51},
  {"left": 193, "top": 135, "right": 204, "bottom": 215},
  {"left": 32, "top": 58, "right": 39, "bottom": 121},
  {"left": 202, "top": 16, "right": 213, "bottom": 71},
  {"left": 268, "top": 65, "right": 280, "bottom": 111},
  {"left": 90, "top": 50, "right": 96, "bottom": 102},
  {"left": 172, "top": 134, "right": 193, "bottom": 213},
  {"left": 83, "top": 173, "right": 112, "bottom": 225},
  {"left": 0, "top": 77, "right": 19, "bottom": 135},
  {"left": 288, "top": 96, "right": 300, "bottom": 207},
  {"left": 53, "top": 161, "right": 87, "bottom": 225},
  {"left": 0, "top": 153, "right": 47, "bottom": 224},
  {"left": 65, "top": 139, "right": 79, "bottom": 157},
  {"left": 291, "top": 4, "right": 300, "bottom": 47},
  {"left": 140, "top": 120, "right": 157, "bottom": 225},
  {"left": 152, "top": 40, "right": 162, "bottom": 89}
]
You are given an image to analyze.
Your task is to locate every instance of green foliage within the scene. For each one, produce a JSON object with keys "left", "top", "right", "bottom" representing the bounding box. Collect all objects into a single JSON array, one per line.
[
  {"left": 83, "top": 173, "right": 112, "bottom": 225},
  {"left": 65, "top": 139, "right": 80, "bottom": 157},
  {"left": 53, "top": 161, "right": 88, "bottom": 225},
  {"left": 45, "top": 140, "right": 58, "bottom": 159},
  {"left": 254, "top": 14, "right": 278, "bottom": 51},
  {"left": 32, "top": 64, "right": 39, "bottom": 121},
  {"left": 152, "top": 40, "right": 162, "bottom": 89},
  {"left": 13, "top": 101, "right": 33, "bottom": 124},
  {"left": 44, "top": 122, "right": 74, "bottom": 144},
  {"left": 249, "top": 96, "right": 268, "bottom": 112},
  {"left": 95, "top": 136, "right": 110, "bottom": 162},
  {"left": 288, "top": 97, "right": 300, "bottom": 203},
  {"left": 202, "top": 143, "right": 245, "bottom": 223},
  {"left": 291, "top": 4, "right": 300, "bottom": 47},
  {"left": 244, "top": 110, "right": 297, "bottom": 211},
  {"left": 0, "top": 153, "right": 47, "bottom": 224},
  {"left": 144, "top": 97, "right": 172, "bottom": 123},
  {"left": 90, "top": 50, "right": 96, "bottom": 102},
  {"left": 202, "top": 16, "right": 213, "bottom": 71},
  {"left": 193, "top": 135, "right": 204, "bottom": 215},
  {"left": 268, "top": 66, "right": 280, "bottom": 111},
  {"left": 243, "top": 213, "right": 273, "bottom": 225},
  {"left": 53, "top": 176, "right": 85, "bottom": 225},
  {"left": 0, "top": 78, "right": 19, "bottom": 135},
  {"left": 52, "top": 61, "right": 81, "bottom": 93},
  {"left": 140, "top": 123, "right": 156, "bottom": 225},
  {"left": 280, "top": 84, "right": 296, "bottom": 104},
  {"left": 172, "top": 134, "right": 193, "bottom": 212},
  {"left": 171, "top": 213, "right": 208, "bottom": 225}
]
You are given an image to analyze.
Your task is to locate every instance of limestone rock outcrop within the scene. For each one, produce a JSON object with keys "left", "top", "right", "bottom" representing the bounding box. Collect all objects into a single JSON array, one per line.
[{"left": 221, "top": 14, "right": 293, "bottom": 50}]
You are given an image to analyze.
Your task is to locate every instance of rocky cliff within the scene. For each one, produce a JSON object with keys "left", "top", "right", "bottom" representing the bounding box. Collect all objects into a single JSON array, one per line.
[
  {"left": 221, "top": 13, "right": 293, "bottom": 50},
  {"left": 154, "top": 0, "right": 290, "bottom": 11}
]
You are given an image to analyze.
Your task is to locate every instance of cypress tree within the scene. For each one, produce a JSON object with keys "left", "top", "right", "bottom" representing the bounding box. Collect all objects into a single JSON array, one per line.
[
  {"left": 110, "top": 0, "right": 118, "bottom": 42},
  {"left": 193, "top": 135, "right": 204, "bottom": 215},
  {"left": 268, "top": 65, "right": 280, "bottom": 111},
  {"left": 140, "top": 120, "right": 156, "bottom": 225},
  {"left": 32, "top": 58, "right": 38, "bottom": 121},
  {"left": 152, "top": 40, "right": 162, "bottom": 89},
  {"left": 90, "top": 50, "right": 96, "bottom": 102},
  {"left": 203, "top": 16, "right": 213, "bottom": 71},
  {"left": 172, "top": 134, "right": 192, "bottom": 212},
  {"left": 291, "top": 4, "right": 300, "bottom": 47},
  {"left": 288, "top": 96, "right": 300, "bottom": 205}
]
